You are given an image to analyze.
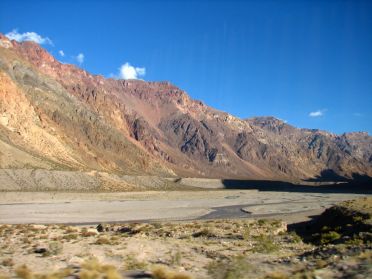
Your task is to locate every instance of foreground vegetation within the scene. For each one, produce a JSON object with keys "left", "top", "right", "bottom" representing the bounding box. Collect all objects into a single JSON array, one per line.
[{"left": 0, "top": 197, "right": 371, "bottom": 279}]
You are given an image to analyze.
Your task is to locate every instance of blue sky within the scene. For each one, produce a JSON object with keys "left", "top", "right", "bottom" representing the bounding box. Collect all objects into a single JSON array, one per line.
[{"left": 1, "top": 0, "right": 371, "bottom": 134}]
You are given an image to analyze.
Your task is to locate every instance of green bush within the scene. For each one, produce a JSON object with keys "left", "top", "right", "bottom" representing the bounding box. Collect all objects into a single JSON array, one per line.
[
  {"left": 252, "top": 235, "right": 279, "bottom": 253},
  {"left": 320, "top": 231, "right": 341, "bottom": 244}
]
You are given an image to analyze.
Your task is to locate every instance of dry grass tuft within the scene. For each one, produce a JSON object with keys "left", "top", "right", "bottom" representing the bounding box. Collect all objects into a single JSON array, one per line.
[
  {"left": 123, "top": 255, "right": 147, "bottom": 270},
  {"left": 15, "top": 265, "right": 72, "bottom": 279},
  {"left": 62, "top": 233, "right": 78, "bottom": 241},
  {"left": 265, "top": 272, "right": 289, "bottom": 279},
  {"left": 192, "top": 228, "right": 216, "bottom": 238},
  {"left": 41, "top": 241, "right": 63, "bottom": 257},
  {"left": 252, "top": 234, "right": 279, "bottom": 253},
  {"left": 94, "top": 236, "right": 112, "bottom": 245},
  {"left": 80, "top": 229, "right": 97, "bottom": 237},
  {"left": 152, "top": 266, "right": 192, "bottom": 279},
  {"left": 1, "top": 258, "right": 14, "bottom": 267},
  {"left": 80, "top": 259, "right": 121, "bottom": 279},
  {"left": 15, "top": 265, "right": 33, "bottom": 279}
]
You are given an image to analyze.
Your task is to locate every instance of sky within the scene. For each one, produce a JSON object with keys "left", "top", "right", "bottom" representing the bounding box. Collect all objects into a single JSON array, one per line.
[{"left": 1, "top": 0, "right": 371, "bottom": 134}]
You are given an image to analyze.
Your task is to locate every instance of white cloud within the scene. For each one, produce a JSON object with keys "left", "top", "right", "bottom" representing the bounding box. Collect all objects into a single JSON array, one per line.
[
  {"left": 5, "top": 29, "right": 53, "bottom": 45},
  {"left": 309, "top": 109, "right": 326, "bottom": 117},
  {"left": 117, "top": 62, "right": 146, "bottom": 79},
  {"left": 76, "top": 53, "right": 84, "bottom": 64},
  {"left": 58, "top": 50, "right": 65, "bottom": 57}
]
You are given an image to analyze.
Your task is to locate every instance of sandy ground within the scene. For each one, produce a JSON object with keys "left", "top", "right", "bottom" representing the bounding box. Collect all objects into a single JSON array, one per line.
[
  {"left": 0, "top": 190, "right": 368, "bottom": 224},
  {"left": 0, "top": 219, "right": 295, "bottom": 278}
]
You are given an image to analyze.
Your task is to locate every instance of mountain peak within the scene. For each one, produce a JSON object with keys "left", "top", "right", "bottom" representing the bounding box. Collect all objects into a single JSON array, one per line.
[
  {"left": 0, "top": 33, "right": 13, "bottom": 49},
  {"left": 245, "top": 116, "right": 294, "bottom": 134},
  {"left": 14, "top": 39, "right": 56, "bottom": 64},
  {"left": 247, "top": 116, "right": 287, "bottom": 124}
]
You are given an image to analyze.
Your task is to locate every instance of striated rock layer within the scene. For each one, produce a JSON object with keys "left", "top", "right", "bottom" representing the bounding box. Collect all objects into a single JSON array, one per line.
[{"left": 0, "top": 33, "right": 371, "bottom": 182}]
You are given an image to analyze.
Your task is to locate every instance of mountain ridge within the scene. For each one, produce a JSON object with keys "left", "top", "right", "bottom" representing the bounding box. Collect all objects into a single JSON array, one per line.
[{"left": 0, "top": 33, "right": 371, "bottom": 182}]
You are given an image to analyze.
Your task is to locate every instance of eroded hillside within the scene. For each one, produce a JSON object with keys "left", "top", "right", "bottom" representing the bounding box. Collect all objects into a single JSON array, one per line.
[{"left": 0, "top": 33, "right": 371, "bottom": 182}]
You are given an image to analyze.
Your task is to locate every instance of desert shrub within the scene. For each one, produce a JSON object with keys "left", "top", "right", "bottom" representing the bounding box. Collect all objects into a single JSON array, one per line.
[
  {"left": 252, "top": 235, "right": 279, "bottom": 253},
  {"left": 62, "top": 233, "right": 78, "bottom": 241},
  {"left": 81, "top": 228, "right": 97, "bottom": 237},
  {"left": 320, "top": 231, "right": 341, "bottom": 244},
  {"left": 288, "top": 231, "right": 302, "bottom": 243},
  {"left": 321, "top": 226, "right": 330, "bottom": 232},
  {"left": 124, "top": 255, "right": 147, "bottom": 270},
  {"left": 152, "top": 266, "right": 192, "bottom": 279},
  {"left": 79, "top": 269, "right": 101, "bottom": 279},
  {"left": 1, "top": 258, "right": 14, "bottom": 267},
  {"left": 95, "top": 237, "right": 111, "bottom": 245},
  {"left": 315, "top": 259, "right": 328, "bottom": 268},
  {"left": 290, "top": 270, "right": 316, "bottom": 279},
  {"left": 80, "top": 259, "right": 120, "bottom": 279},
  {"left": 207, "top": 256, "right": 252, "bottom": 279},
  {"left": 15, "top": 265, "right": 33, "bottom": 279},
  {"left": 257, "top": 219, "right": 268, "bottom": 226},
  {"left": 64, "top": 227, "right": 78, "bottom": 234},
  {"left": 345, "top": 236, "right": 364, "bottom": 245},
  {"left": 81, "top": 231, "right": 97, "bottom": 237},
  {"left": 242, "top": 227, "right": 251, "bottom": 240},
  {"left": 170, "top": 251, "right": 182, "bottom": 266},
  {"left": 51, "top": 268, "right": 73, "bottom": 278},
  {"left": 192, "top": 228, "right": 216, "bottom": 238},
  {"left": 38, "top": 234, "right": 48, "bottom": 240},
  {"left": 152, "top": 222, "right": 163, "bottom": 229},
  {"left": 358, "top": 251, "right": 372, "bottom": 261},
  {"left": 265, "top": 272, "right": 289, "bottom": 279},
  {"left": 352, "top": 215, "right": 364, "bottom": 223},
  {"left": 110, "top": 236, "right": 120, "bottom": 242},
  {"left": 48, "top": 241, "right": 63, "bottom": 255},
  {"left": 15, "top": 265, "right": 72, "bottom": 279}
]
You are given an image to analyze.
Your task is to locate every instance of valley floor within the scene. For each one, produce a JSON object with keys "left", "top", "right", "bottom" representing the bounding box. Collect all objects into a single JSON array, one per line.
[
  {"left": 0, "top": 190, "right": 368, "bottom": 224},
  {"left": 0, "top": 191, "right": 371, "bottom": 279}
]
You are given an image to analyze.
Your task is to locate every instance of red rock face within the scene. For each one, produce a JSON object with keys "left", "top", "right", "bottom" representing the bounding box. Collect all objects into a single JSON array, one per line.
[{"left": 0, "top": 34, "right": 371, "bottom": 181}]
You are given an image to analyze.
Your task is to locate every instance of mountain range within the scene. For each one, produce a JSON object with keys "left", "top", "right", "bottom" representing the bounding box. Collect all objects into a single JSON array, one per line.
[{"left": 0, "top": 33, "right": 371, "bottom": 185}]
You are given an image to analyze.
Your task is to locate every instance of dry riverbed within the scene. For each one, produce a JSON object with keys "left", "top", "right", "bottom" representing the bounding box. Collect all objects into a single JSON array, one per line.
[{"left": 0, "top": 190, "right": 368, "bottom": 224}]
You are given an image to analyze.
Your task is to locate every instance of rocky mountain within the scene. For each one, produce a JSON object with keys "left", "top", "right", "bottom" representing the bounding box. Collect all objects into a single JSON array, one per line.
[{"left": 0, "top": 33, "right": 371, "bottom": 182}]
